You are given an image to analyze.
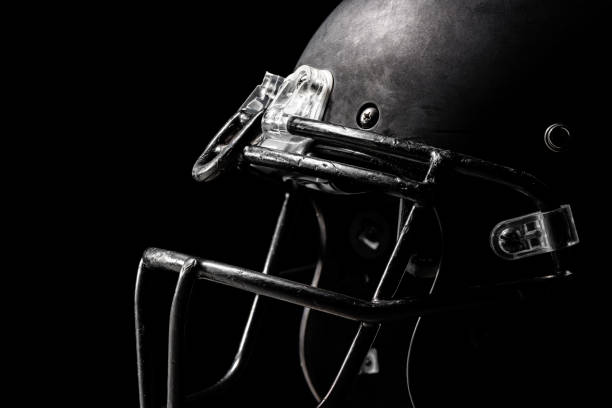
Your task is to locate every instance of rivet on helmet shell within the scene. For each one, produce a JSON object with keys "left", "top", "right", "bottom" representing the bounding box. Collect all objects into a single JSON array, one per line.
[{"left": 544, "top": 123, "right": 571, "bottom": 152}]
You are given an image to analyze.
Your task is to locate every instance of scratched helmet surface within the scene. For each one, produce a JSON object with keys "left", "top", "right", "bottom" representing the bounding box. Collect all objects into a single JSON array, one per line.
[
  {"left": 135, "top": 1, "right": 589, "bottom": 407},
  {"left": 298, "top": 0, "right": 584, "bottom": 169}
]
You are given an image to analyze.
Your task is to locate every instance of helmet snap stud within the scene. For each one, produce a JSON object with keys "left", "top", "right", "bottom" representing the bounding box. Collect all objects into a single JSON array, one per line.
[
  {"left": 544, "top": 123, "right": 571, "bottom": 152},
  {"left": 357, "top": 104, "right": 379, "bottom": 129}
]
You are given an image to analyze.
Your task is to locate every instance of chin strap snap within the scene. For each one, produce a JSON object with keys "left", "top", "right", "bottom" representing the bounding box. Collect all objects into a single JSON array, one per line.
[
  {"left": 490, "top": 204, "right": 579, "bottom": 260},
  {"left": 191, "top": 72, "right": 284, "bottom": 182}
]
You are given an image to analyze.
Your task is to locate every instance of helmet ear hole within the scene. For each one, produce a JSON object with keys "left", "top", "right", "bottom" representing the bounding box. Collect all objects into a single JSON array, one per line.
[
  {"left": 349, "top": 210, "right": 391, "bottom": 260},
  {"left": 356, "top": 103, "right": 380, "bottom": 129}
]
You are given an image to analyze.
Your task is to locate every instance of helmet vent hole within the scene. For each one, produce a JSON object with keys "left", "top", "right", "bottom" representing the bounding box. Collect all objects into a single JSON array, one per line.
[{"left": 356, "top": 103, "right": 380, "bottom": 129}]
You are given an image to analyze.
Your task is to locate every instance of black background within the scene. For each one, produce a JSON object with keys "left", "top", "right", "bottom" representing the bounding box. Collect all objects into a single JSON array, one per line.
[
  {"left": 25, "top": 1, "right": 609, "bottom": 407},
  {"left": 48, "top": 2, "right": 342, "bottom": 407}
]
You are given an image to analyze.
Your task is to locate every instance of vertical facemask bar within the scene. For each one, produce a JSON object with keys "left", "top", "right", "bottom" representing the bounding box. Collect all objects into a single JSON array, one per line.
[
  {"left": 299, "top": 198, "right": 328, "bottom": 403},
  {"left": 135, "top": 260, "right": 159, "bottom": 408},
  {"left": 165, "top": 193, "right": 293, "bottom": 407},
  {"left": 136, "top": 193, "right": 294, "bottom": 408},
  {"left": 167, "top": 259, "right": 199, "bottom": 408},
  {"left": 316, "top": 155, "right": 443, "bottom": 406},
  {"left": 316, "top": 204, "right": 425, "bottom": 406},
  {"left": 184, "top": 192, "right": 294, "bottom": 404}
]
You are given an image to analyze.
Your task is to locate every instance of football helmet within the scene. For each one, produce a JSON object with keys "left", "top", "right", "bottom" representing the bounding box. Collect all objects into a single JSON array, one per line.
[{"left": 135, "top": 1, "right": 586, "bottom": 406}]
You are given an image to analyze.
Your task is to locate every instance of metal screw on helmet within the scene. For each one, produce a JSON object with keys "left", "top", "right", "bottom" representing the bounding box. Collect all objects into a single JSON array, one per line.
[
  {"left": 498, "top": 227, "right": 528, "bottom": 254},
  {"left": 544, "top": 123, "right": 571, "bottom": 152},
  {"left": 357, "top": 103, "right": 379, "bottom": 129}
]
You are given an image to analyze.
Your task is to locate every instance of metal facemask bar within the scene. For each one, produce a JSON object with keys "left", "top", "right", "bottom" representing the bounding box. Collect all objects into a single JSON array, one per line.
[{"left": 135, "top": 66, "right": 578, "bottom": 408}]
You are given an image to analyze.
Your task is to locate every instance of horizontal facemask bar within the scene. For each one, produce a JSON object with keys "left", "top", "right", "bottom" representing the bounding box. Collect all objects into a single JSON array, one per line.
[
  {"left": 242, "top": 145, "right": 434, "bottom": 202},
  {"left": 135, "top": 196, "right": 572, "bottom": 408},
  {"left": 141, "top": 247, "right": 570, "bottom": 323},
  {"left": 192, "top": 73, "right": 555, "bottom": 209},
  {"left": 194, "top": 112, "right": 557, "bottom": 208},
  {"left": 192, "top": 67, "right": 578, "bottom": 260},
  {"left": 285, "top": 116, "right": 555, "bottom": 209}
]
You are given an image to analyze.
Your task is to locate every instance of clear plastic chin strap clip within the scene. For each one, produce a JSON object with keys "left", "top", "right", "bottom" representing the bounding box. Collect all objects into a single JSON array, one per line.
[
  {"left": 257, "top": 65, "right": 333, "bottom": 154},
  {"left": 490, "top": 205, "right": 579, "bottom": 260}
]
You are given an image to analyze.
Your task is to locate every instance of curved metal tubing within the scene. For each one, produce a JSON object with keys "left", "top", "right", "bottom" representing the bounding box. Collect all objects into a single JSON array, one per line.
[
  {"left": 167, "top": 259, "right": 199, "bottom": 408},
  {"left": 139, "top": 142, "right": 567, "bottom": 407},
  {"left": 150, "top": 86, "right": 570, "bottom": 407},
  {"left": 138, "top": 241, "right": 568, "bottom": 408},
  {"left": 298, "top": 198, "right": 328, "bottom": 402},
  {"left": 242, "top": 146, "right": 433, "bottom": 203},
  {"left": 317, "top": 323, "right": 380, "bottom": 407},
  {"left": 135, "top": 260, "right": 159, "bottom": 408},
  {"left": 141, "top": 247, "right": 567, "bottom": 324},
  {"left": 136, "top": 193, "right": 293, "bottom": 408},
  {"left": 185, "top": 192, "right": 293, "bottom": 403},
  {"left": 316, "top": 203, "right": 422, "bottom": 406},
  {"left": 287, "top": 116, "right": 556, "bottom": 210}
]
